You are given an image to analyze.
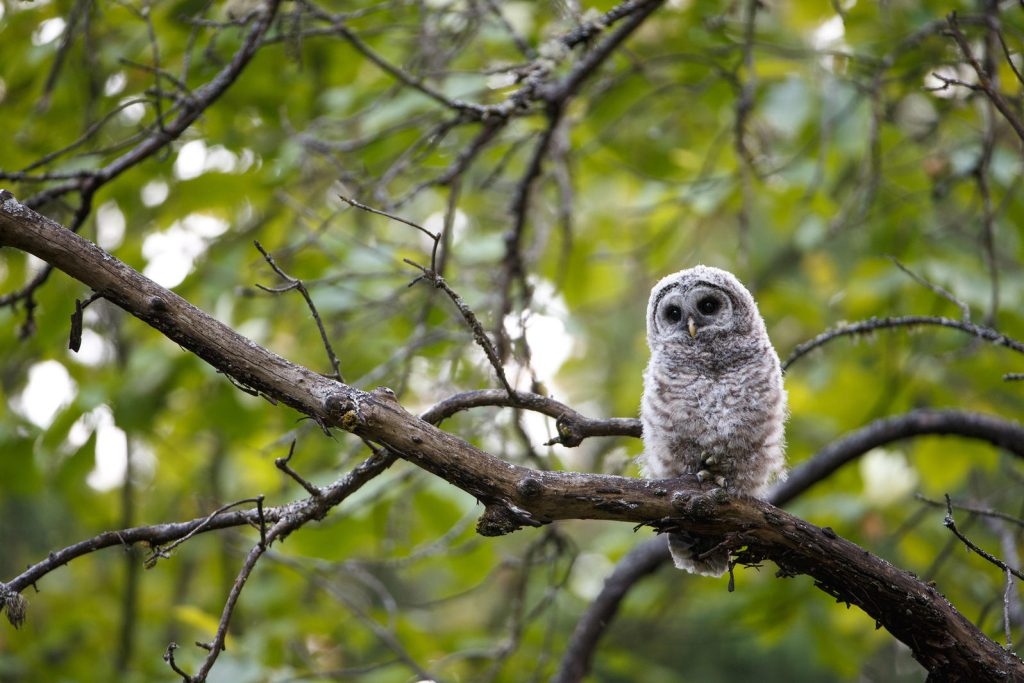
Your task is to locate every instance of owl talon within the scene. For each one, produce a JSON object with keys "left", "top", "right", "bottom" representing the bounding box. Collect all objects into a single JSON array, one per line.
[
  {"left": 703, "top": 455, "right": 717, "bottom": 467},
  {"left": 714, "top": 475, "right": 727, "bottom": 488},
  {"left": 696, "top": 469, "right": 711, "bottom": 483}
]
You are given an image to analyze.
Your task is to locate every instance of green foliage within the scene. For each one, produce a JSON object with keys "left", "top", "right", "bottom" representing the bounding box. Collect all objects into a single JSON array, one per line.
[{"left": 2, "top": 0, "right": 1023, "bottom": 681}]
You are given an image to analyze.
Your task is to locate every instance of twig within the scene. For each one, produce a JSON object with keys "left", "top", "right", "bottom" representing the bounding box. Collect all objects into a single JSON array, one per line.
[
  {"left": 336, "top": 195, "right": 514, "bottom": 394},
  {"left": 944, "top": 12, "right": 1024, "bottom": 144},
  {"left": 254, "top": 240, "right": 344, "bottom": 381},
  {"left": 37, "top": 0, "right": 92, "bottom": 113},
  {"left": 925, "top": 71, "right": 981, "bottom": 94},
  {"left": 916, "top": 494, "right": 1024, "bottom": 529},
  {"left": 494, "top": 0, "right": 665, "bottom": 362},
  {"left": 22, "top": 0, "right": 281, "bottom": 211},
  {"left": 187, "top": 532, "right": 273, "bottom": 681},
  {"left": 145, "top": 497, "right": 266, "bottom": 569},
  {"left": 16, "top": 98, "right": 154, "bottom": 174},
  {"left": 275, "top": 440, "right": 322, "bottom": 496},
  {"left": 889, "top": 257, "right": 971, "bottom": 321},
  {"left": 990, "top": 19, "right": 1024, "bottom": 86},
  {"left": 296, "top": 0, "right": 484, "bottom": 119},
  {"left": 496, "top": 117, "right": 560, "bottom": 362},
  {"left": 482, "top": 0, "right": 536, "bottom": 58},
  {"left": 186, "top": 451, "right": 398, "bottom": 682},
  {"left": 256, "top": 495, "right": 266, "bottom": 549},
  {"left": 163, "top": 642, "right": 191, "bottom": 682},
  {"left": 404, "top": 260, "right": 516, "bottom": 397},
  {"left": 68, "top": 291, "right": 103, "bottom": 352},
  {"left": 338, "top": 194, "right": 441, "bottom": 272},
  {"left": 1, "top": 0, "right": 283, "bottom": 315},
  {"left": 269, "top": 553, "right": 443, "bottom": 681},
  {"left": 943, "top": 494, "right": 1024, "bottom": 581},
  {"left": 541, "top": 0, "right": 665, "bottom": 105},
  {"left": 733, "top": 0, "right": 759, "bottom": 261}
]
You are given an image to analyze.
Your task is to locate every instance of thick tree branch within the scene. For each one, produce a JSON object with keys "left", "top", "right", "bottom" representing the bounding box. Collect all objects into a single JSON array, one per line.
[
  {"left": 557, "top": 408, "right": 1024, "bottom": 681},
  {"left": 0, "top": 193, "right": 1021, "bottom": 680}
]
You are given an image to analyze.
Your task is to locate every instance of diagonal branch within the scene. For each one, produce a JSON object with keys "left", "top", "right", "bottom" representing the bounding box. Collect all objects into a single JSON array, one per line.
[{"left": 0, "top": 192, "right": 1021, "bottom": 680}]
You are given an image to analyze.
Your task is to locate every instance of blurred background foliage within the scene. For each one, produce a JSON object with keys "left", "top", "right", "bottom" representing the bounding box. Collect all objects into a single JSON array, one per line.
[{"left": 1, "top": 0, "right": 1023, "bottom": 681}]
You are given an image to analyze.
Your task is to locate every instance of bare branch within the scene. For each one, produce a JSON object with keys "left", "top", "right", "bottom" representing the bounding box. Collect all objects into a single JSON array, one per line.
[
  {"left": 773, "top": 410, "right": 1024, "bottom": 505},
  {"left": 2, "top": 193, "right": 1022, "bottom": 680},
  {"left": 274, "top": 440, "right": 323, "bottom": 497},
  {"left": 21, "top": 0, "right": 282, "bottom": 211},
  {"left": 560, "top": 407, "right": 1024, "bottom": 680},
  {"left": 338, "top": 194, "right": 441, "bottom": 271},
  {"left": 420, "top": 388, "right": 640, "bottom": 445},
  {"left": 1005, "top": 568, "right": 1016, "bottom": 649},
  {"left": 254, "top": 240, "right": 344, "bottom": 381},
  {"left": 916, "top": 494, "right": 1024, "bottom": 529},
  {"left": 337, "top": 196, "right": 518, "bottom": 397},
  {"left": 0, "top": 449, "right": 395, "bottom": 602},
  {"left": 145, "top": 497, "right": 265, "bottom": 569},
  {"left": 944, "top": 494, "right": 1024, "bottom": 581},
  {"left": 944, "top": 12, "right": 1024, "bottom": 144},
  {"left": 783, "top": 315, "right": 1024, "bottom": 372},
  {"left": 889, "top": 257, "right": 971, "bottom": 321},
  {"left": 405, "top": 262, "right": 516, "bottom": 397}
]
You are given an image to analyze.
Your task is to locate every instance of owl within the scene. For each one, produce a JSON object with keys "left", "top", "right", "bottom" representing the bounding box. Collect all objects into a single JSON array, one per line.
[{"left": 640, "top": 265, "right": 787, "bottom": 576}]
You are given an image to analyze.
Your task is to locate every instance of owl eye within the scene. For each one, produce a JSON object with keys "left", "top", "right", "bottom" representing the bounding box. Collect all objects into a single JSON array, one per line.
[
  {"left": 664, "top": 304, "right": 683, "bottom": 323},
  {"left": 697, "top": 296, "right": 720, "bottom": 315}
]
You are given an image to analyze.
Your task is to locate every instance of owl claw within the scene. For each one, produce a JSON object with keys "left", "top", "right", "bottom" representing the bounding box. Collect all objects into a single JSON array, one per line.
[
  {"left": 697, "top": 469, "right": 711, "bottom": 483},
  {"left": 703, "top": 455, "right": 717, "bottom": 467},
  {"left": 714, "top": 476, "right": 727, "bottom": 488}
]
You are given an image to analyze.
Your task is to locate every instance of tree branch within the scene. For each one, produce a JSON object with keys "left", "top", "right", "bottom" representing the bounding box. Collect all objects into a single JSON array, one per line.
[
  {"left": 1, "top": 192, "right": 1021, "bottom": 680},
  {"left": 1, "top": 450, "right": 396, "bottom": 601},
  {"left": 557, "top": 408, "right": 1024, "bottom": 681},
  {"left": 944, "top": 12, "right": 1024, "bottom": 145},
  {"left": 23, "top": 0, "right": 283, "bottom": 210},
  {"left": 772, "top": 409, "right": 1024, "bottom": 505},
  {"left": 420, "top": 388, "right": 640, "bottom": 445},
  {"left": 783, "top": 315, "right": 1024, "bottom": 371}
]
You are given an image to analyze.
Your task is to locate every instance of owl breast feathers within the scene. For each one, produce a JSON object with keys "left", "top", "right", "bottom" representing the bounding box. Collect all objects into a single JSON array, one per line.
[{"left": 639, "top": 265, "right": 787, "bottom": 576}]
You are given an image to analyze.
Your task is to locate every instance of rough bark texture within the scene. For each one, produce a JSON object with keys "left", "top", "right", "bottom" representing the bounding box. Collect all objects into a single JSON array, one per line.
[{"left": 1, "top": 191, "right": 1021, "bottom": 681}]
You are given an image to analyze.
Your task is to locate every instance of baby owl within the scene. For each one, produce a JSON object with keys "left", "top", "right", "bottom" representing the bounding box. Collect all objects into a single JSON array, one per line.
[{"left": 640, "top": 265, "right": 787, "bottom": 576}]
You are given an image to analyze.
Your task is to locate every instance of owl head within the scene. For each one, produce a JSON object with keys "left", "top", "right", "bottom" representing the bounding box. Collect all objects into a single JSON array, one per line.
[{"left": 646, "top": 265, "right": 767, "bottom": 361}]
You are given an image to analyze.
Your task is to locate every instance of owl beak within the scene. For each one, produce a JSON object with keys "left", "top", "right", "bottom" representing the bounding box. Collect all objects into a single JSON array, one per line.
[{"left": 687, "top": 316, "right": 697, "bottom": 338}]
